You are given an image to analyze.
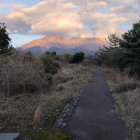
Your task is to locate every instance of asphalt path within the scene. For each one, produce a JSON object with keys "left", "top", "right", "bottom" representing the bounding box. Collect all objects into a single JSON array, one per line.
[{"left": 66, "top": 68, "right": 128, "bottom": 140}]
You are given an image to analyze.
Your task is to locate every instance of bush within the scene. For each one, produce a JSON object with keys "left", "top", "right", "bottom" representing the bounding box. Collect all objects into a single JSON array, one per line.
[
  {"left": 114, "top": 81, "right": 140, "bottom": 93},
  {"left": 45, "top": 51, "right": 56, "bottom": 56},
  {"left": 40, "top": 53, "right": 60, "bottom": 74},
  {"left": 53, "top": 65, "right": 83, "bottom": 83},
  {"left": 69, "top": 52, "right": 85, "bottom": 63},
  {"left": 0, "top": 53, "right": 51, "bottom": 95}
]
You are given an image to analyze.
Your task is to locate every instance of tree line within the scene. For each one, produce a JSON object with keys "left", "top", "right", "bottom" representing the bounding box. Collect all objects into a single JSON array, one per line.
[{"left": 95, "top": 20, "right": 140, "bottom": 76}]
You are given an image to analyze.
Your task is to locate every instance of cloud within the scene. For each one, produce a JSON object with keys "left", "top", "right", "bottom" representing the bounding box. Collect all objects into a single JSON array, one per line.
[
  {"left": 1, "top": 0, "right": 140, "bottom": 38},
  {"left": 0, "top": 3, "right": 25, "bottom": 9},
  {"left": 2, "top": 0, "right": 84, "bottom": 37}
]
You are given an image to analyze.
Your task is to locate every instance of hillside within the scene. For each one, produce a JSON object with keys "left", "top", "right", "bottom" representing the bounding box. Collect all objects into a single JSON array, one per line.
[{"left": 19, "top": 36, "right": 105, "bottom": 55}]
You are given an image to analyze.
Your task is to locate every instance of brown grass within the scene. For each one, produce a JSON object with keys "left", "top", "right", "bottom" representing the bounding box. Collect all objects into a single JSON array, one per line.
[
  {"left": 115, "top": 88, "right": 140, "bottom": 140},
  {"left": 105, "top": 68, "right": 140, "bottom": 140},
  {"left": 33, "top": 102, "right": 48, "bottom": 124},
  {"left": 33, "top": 64, "right": 90, "bottom": 126},
  {"left": 0, "top": 52, "right": 50, "bottom": 95},
  {"left": 0, "top": 52, "right": 90, "bottom": 132}
]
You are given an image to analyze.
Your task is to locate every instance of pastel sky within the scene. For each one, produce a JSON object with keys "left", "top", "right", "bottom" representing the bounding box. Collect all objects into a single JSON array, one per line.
[{"left": 0, "top": 0, "right": 140, "bottom": 46}]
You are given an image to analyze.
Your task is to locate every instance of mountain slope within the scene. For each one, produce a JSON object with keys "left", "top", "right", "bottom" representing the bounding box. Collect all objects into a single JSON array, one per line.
[{"left": 20, "top": 36, "right": 105, "bottom": 55}]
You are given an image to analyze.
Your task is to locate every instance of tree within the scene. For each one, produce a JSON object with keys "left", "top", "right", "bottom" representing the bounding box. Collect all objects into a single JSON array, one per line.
[
  {"left": 52, "top": 51, "right": 56, "bottom": 56},
  {"left": 45, "top": 51, "right": 56, "bottom": 56},
  {"left": 70, "top": 52, "right": 85, "bottom": 63},
  {"left": 95, "top": 47, "right": 128, "bottom": 70},
  {"left": 0, "top": 23, "right": 13, "bottom": 55},
  {"left": 119, "top": 20, "right": 140, "bottom": 75},
  {"left": 120, "top": 21, "right": 140, "bottom": 48},
  {"left": 108, "top": 34, "right": 121, "bottom": 47},
  {"left": 101, "top": 20, "right": 140, "bottom": 76}
]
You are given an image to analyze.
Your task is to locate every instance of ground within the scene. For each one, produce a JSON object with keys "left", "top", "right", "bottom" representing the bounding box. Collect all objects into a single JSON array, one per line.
[
  {"left": 66, "top": 68, "right": 128, "bottom": 140},
  {"left": 0, "top": 63, "right": 90, "bottom": 138},
  {"left": 0, "top": 63, "right": 129, "bottom": 140}
]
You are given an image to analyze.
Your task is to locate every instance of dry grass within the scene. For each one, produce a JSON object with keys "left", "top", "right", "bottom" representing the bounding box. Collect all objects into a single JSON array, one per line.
[
  {"left": 115, "top": 88, "right": 140, "bottom": 140},
  {"left": 0, "top": 52, "right": 90, "bottom": 132},
  {"left": 33, "top": 64, "right": 91, "bottom": 125},
  {"left": 0, "top": 53, "right": 50, "bottom": 95},
  {"left": 104, "top": 68, "right": 140, "bottom": 140}
]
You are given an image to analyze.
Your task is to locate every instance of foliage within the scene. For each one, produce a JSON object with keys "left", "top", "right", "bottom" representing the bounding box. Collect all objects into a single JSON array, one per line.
[
  {"left": 41, "top": 53, "right": 60, "bottom": 74},
  {"left": 120, "top": 21, "right": 140, "bottom": 48},
  {"left": 0, "top": 23, "right": 13, "bottom": 55},
  {"left": 108, "top": 21, "right": 140, "bottom": 49},
  {"left": 45, "top": 51, "right": 57, "bottom": 56},
  {"left": 96, "top": 20, "right": 140, "bottom": 76},
  {"left": 95, "top": 47, "right": 127, "bottom": 69},
  {"left": 108, "top": 34, "right": 121, "bottom": 47},
  {"left": 69, "top": 52, "right": 85, "bottom": 63}
]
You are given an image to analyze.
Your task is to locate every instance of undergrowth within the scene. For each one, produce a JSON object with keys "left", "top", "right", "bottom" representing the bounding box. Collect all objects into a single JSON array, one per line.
[{"left": 105, "top": 68, "right": 140, "bottom": 140}]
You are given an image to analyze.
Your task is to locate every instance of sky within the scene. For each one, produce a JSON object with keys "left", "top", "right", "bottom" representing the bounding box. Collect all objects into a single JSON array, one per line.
[{"left": 0, "top": 0, "right": 140, "bottom": 46}]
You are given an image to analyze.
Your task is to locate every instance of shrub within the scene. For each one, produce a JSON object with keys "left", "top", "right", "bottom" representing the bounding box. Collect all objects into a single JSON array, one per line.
[
  {"left": 45, "top": 51, "right": 56, "bottom": 56},
  {"left": 114, "top": 80, "right": 140, "bottom": 93},
  {"left": 40, "top": 53, "right": 60, "bottom": 74},
  {"left": 0, "top": 53, "right": 51, "bottom": 95},
  {"left": 53, "top": 65, "right": 83, "bottom": 83},
  {"left": 69, "top": 52, "right": 85, "bottom": 63}
]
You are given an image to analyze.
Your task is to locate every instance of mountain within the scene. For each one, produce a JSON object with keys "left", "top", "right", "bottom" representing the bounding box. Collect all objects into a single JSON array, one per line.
[{"left": 19, "top": 36, "right": 105, "bottom": 55}]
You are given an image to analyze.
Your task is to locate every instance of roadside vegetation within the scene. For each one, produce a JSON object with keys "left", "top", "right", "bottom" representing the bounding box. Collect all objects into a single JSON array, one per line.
[
  {"left": 104, "top": 69, "right": 140, "bottom": 140},
  {"left": 95, "top": 20, "right": 140, "bottom": 140},
  {"left": 0, "top": 23, "right": 90, "bottom": 139},
  {"left": 95, "top": 20, "right": 140, "bottom": 77}
]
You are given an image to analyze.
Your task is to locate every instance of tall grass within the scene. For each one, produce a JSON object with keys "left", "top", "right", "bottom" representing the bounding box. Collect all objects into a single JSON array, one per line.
[
  {"left": 0, "top": 53, "right": 50, "bottom": 95},
  {"left": 106, "top": 69, "right": 140, "bottom": 140}
]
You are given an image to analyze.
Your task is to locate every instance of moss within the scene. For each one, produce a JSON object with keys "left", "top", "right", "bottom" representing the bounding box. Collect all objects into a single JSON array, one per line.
[{"left": 27, "top": 129, "right": 73, "bottom": 140}]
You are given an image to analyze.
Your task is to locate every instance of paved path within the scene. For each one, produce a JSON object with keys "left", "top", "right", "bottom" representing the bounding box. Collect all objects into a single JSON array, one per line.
[
  {"left": 66, "top": 68, "right": 128, "bottom": 140},
  {"left": 0, "top": 133, "right": 21, "bottom": 140}
]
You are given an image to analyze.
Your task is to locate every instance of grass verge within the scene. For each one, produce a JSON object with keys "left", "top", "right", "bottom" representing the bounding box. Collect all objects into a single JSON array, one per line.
[{"left": 103, "top": 68, "right": 140, "bottom": 140}]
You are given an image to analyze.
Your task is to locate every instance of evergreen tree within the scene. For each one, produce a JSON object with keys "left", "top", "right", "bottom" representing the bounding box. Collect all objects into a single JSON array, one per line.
[
  {"left": 97, "top": 20, "right": 140, "bottom": 76},
  {"left": 0, "top": 23, "right": 12, "bottom": 55}
]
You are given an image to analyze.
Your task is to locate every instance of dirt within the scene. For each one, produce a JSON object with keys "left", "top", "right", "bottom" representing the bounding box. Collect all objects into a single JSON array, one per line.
[{"left": 66, "top": 68, "right": 128, "bottom": 140}]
